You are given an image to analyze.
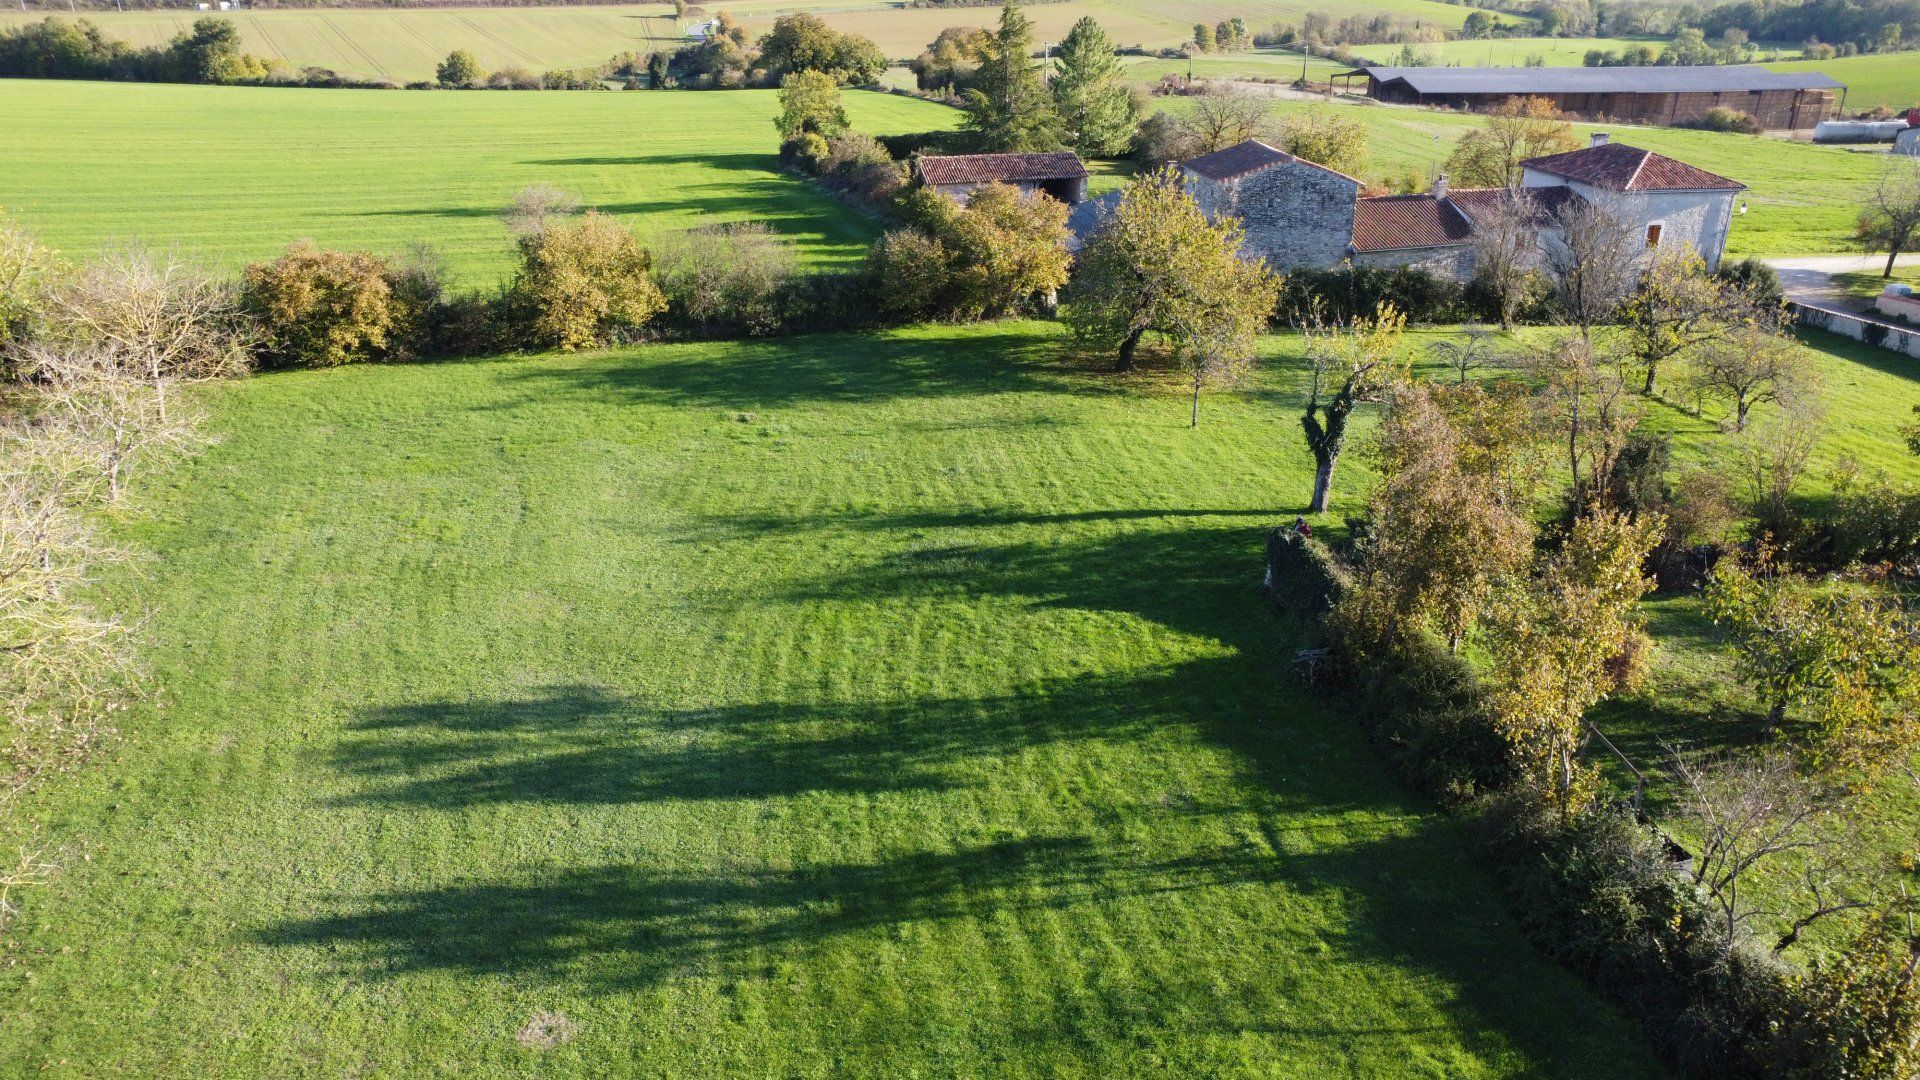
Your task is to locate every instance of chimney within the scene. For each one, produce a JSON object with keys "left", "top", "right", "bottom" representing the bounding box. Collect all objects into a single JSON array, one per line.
[
  {"left": 1590, "top": 132, "right": 1611, "bottom": 148},
  {"left": 1431, "top": 174, "right": 1448, "bottom": 200}
]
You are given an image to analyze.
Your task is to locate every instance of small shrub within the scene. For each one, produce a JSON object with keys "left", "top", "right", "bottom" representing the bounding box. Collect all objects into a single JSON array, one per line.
[
  {"left": 241, "top": 243, "right": 401, "bottom": 369},
  {"left": 866, "top": 228, "right": 953, "bottom": 323},
  {"left": 504, "top": 213, "right": 665, "bottom": 351},
  {"left": 1685, "top": 106, "right": 1762, "bottom": 134},
  {"left": 1715, "top": 258, "right": 1784, "bottom": 308},
  {"left": 652, "top": 221, "right": 797, "bottom": 338},
  {"left": 779, "top": 132, "right": 831, "bottom": 173}
]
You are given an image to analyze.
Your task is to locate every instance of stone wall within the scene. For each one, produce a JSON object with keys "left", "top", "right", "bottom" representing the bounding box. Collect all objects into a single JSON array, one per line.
[
  {"left": 1186, "top": 162, "right": 1360, "bottom": 269},
  {"left": 1791, "top": 302, "right": 1920, "bottom": 360},
  {"left": 1352, "top": 245, "right": 1475, "bottom": 280}
]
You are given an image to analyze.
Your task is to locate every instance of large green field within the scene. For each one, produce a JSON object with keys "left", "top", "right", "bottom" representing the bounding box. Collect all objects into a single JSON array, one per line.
[
  {"left": 1764, "top": 49, "right": 1920, "bottom": 112},
  {"left": 0, "top": 80, "right": 957, "bottom": 286},
  {"left": 0, "top": 0, "right": 1520, "bottom": 80},
  {"left": 0, "top": 322, "right": 1673, "bottom": 1076}
]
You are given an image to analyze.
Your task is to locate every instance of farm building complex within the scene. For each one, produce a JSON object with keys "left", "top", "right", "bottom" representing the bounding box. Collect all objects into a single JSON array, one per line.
[{"left": 1334, "top": 65, "right": 1846, "bottom": 131}]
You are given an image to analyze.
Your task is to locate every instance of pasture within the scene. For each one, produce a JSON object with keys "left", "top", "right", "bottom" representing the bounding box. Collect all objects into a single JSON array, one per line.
[
  {"left": 0, "top": 321, "right": 1674, "bottom": 1076},
  {"left": 1764, "top": 50, "right": 1920, "bottom": 113},
  {"left": 0, "top": 0, "right": 1520, "bottom": 80},
  {"left": 0, "top": 80, "right": 958, "bottom": 286}
]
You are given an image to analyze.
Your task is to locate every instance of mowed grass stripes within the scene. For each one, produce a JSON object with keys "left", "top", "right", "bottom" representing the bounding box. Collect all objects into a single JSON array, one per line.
[
  {"left": 0, "top": 323, "right": 1669, "bottom": 1076},
  {"left": 0, "top": 81, "right": 957, "bottom": 285}
]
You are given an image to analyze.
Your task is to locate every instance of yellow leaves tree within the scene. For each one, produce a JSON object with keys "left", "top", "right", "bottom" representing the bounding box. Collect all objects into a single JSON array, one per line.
[
  {"left": 1443, "top": 95, "right": 1581, "bottom": 189},
  {"left": 1481, "top": 508, "right": 1663, "bottom": 815},
  {"left": 1299, "top": 302, "right": 1406, "bottom": 513}
]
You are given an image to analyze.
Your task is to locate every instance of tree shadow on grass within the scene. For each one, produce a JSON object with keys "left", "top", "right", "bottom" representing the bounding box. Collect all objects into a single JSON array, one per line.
[
  {"left": 279, "top": 509, "right": 1659, "bottom": 1073},
  {"left": 495, "top": 328, "right": 1102, "bottom": 411}
]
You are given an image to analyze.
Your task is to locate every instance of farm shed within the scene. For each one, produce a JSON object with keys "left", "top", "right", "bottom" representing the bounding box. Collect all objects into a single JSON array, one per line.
[
  {"left": 915, "top": 152, "right": 1089, "bottom": 205},
  {"left": 1333, "top": 65, "right": 1845, "bottom": 132}
]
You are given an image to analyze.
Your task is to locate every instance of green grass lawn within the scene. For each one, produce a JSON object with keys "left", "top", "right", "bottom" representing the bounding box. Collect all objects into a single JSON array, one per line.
[
  {"left": 0, "top": 81, "right": 956, "bottom": 287},
  {"left": 1832, "top": 266, "right": 1920, "bottom": 304},
  {"left": 0, "top": 322, "right": 1674, "bottom": 1076},
  {"left": 1765, "top": 50, "right": 1920, "bottom": 113},
  {"left": 1343, "top": 36, "right": 1684, "bottom": 67}
]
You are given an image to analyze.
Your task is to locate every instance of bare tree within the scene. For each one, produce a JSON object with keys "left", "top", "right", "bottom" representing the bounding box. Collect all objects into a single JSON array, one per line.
[
  {"left": 1692, "top": 320, "right": 1813, "bottom": 433},
  {"left": 1468, "top": 189, "right": 1543, "bottom": 331},
  {"left": 25, "top": 245, "right": 253, "bottom": 422},
  {"left": 1856, "top": 157, "right": 1920, "bottom": 279},
  {"left": 1426, "top": 322, "right": 1499, "bottom": 384},
  {"left": 1672, "top": 750, "right": 1876, "bottom": 954},
  {"left": 1523, "top": 336, "right": 1638, "bottom": 510},
  {"left": 1541, "top": 192, "right": 1642, "bottom": 343},
  {"left": 1177, "top": 83, "right": 1276, "bottom": 155},
  {"left": 502, "top": 183, "right": 583, "bottom": 239},
  {"left": 1733, "top": 397, "right": 1824, "bottom": 527}
]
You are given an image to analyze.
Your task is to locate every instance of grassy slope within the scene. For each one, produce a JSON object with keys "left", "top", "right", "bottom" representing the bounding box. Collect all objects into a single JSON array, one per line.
[
  {"left": 0, "top": 0, "right": 1521, "bottom": 79},
  {"left": 1765, "top": 50, "right": 1920, "bottom": 112},
  {"left": 1251, "top": 97, "right": 1888, "bottom": 255},
  {"left": 0, "top": 323, "right": 1668, "bottom": 1076},
  {"left": 0, "top": 81, "right": 956, "bottom": 286},
  {"left": 0, "top": 5, "right": 683, "bottom": 82}
]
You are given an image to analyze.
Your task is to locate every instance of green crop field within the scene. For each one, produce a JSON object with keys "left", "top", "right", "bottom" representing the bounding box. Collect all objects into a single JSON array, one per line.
[
  {"left": 0, "top": 80, "right": 958, "bottom": 287},
  {"left": 0, "top": 318, "right": 1678, "bottom": 1076},
  {"left": 1765, "top": 50, "right": 1920, "bottom": 112},
  {"left": 0, "top": 0, "right": 1521, "bottom": 81},
  {"left": 0, "top": 4, "right": 683, "bottom": 82},
  {"left": 1345, "top": 35, "right": 1683, "bottom": 66}
]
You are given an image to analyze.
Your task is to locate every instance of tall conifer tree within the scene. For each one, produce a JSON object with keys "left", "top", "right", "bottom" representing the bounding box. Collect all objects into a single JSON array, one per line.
[
  {"left": 1050, "top": 17, "right": 1139, "bottom": 156},
  {"left": 962, "top": 1, "right": 1066, "bottom": 152}
]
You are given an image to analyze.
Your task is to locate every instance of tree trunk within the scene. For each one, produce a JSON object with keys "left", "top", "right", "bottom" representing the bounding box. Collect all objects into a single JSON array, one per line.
[
  {"left": 1116, "top": 326, "right": 1144, "bottom": 372},
  {"left": 1309, "top": 453, "right": 1336, "bottom": 513},
  {"left": 1735, "top": 395, "right": 1751, "bottom": 433},
  {"left": 1642, "top": 360, "right": 1658, "bottom": 397},
  {"left": 1190, "top": 380, "right": 1201, "bottom": 429},
  {"left": 1888, "top": 244, "right": 1902, "bottom": 279},
  {"left": 1766, "top": 699, "right": 1787, "bottom": 733}
]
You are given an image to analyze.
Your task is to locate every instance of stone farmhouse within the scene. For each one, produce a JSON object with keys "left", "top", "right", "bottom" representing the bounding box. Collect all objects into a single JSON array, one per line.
[
  {"left": 927, "top": 134, "right": 1744, "bottom": 281},
  {"left": 1056, "top": 135, "right": 1743, "bottom": 279}
]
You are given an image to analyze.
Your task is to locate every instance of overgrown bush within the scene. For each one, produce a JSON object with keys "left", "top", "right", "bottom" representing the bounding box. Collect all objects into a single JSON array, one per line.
[
  {"left": 1277, "top": 266, "right": 1468, "bottom": 325},
  {"left": 1826, "top": 478, "right": 1920, "bottom": 569},
  {"left": 502, "top": 212, "right": 665, "bottom": 351},
  {"left": 241, "top": 243, "right": 409, "bottom": 369},
  {"left": 652, "top": 221, "right": 797, "bottom": 338},
  {"left": 866, "top": 228, "right": 953, "bottom": 323},
  {"left": 1685, "top": 106, "right": 1762, "bottom": 134},
  {"left": 1715, "top": 258, "right": 1785, "bottom": 309}
]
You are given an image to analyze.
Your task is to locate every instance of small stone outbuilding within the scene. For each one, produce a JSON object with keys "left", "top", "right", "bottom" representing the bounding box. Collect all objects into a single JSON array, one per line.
[{"left": 915, "top": 152, "right": 1090, "bottom": 206}]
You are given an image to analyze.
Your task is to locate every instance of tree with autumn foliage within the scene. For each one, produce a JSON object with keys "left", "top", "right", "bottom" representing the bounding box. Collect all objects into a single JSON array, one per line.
[
  {"left": 1617, "top": 245, "right": 1770, "bottom": 398},
  {"left": 1333, "top": 382, "right": 1539, "bottom": 657},
  {"left": 1297, "top": 302, "right": 1407, "bottom": 514},
  {"left": 1063, "top": 168, "right": 1279, "bottom": 373},
  {"left": 1443, "top": 96, "right": 1581, "bottom": 189},
  {"left": 1481, "top": 508, "right": 1663, "bottom": 815},
  {"left": 1703, "top": 555, "right": 1920, "bottom": 776}
]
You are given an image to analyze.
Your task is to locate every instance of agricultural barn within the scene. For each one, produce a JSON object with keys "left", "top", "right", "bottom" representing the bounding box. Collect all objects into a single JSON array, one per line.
[
  {"left": 915, "top": 152, "right": 1090, "bottom": 206},
  {"left": 1333, "top": 65, "right": 1845, "bottom": 131}
]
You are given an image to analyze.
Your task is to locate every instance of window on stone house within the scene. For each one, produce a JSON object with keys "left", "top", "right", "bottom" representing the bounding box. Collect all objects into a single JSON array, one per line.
[{"left": 1645, "top": 222, "right": 1663, "bottom": 248}]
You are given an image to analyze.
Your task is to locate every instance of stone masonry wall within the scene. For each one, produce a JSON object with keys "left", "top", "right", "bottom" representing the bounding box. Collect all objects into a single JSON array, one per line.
[{"left": 1186, "top": 162, "right": 1360, "bottom": 269}]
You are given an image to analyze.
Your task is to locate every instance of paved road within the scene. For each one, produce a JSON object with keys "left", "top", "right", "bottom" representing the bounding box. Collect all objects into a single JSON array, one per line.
[{"left": 1764, "top": 254, "right": 1920, "bottom": 307}]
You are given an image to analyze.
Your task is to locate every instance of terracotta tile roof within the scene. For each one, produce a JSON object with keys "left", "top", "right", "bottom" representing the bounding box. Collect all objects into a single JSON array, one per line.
[
  {"left": 1518, "top": 142, "right": 1744, "bottom": 192},
  {"left": 917, "top": 151, "right": 1088, "bottom": 187},
  {"left": 1351, "top": 194, "right": 1475, "bottom": 252},
  {"left": 1445, "top": 184, "right": 1580, "bottom": 227}
]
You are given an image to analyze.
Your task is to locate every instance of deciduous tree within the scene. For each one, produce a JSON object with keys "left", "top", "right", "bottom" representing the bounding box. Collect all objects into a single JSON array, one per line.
[
  {"left": 1704, "top": 556, "right": 1920, "bottom": 774},
  {"left": 1298, "top": 302, "right": 1407, "bottom": 513},
  {"left": 1482, "top": 508, "right": 1662, "bottom": 815},
  {"left": 1855, "top": 157, "right": 1920, "bottom": 278},
  {"left": 1277, "top": 108, "right": 1367, "bottom": 178},
  {"left": 1177, "top": 82, "right": 1274, "bottom": 155},
  {"left": 1062, "top": 167, "right": 1277, "bottom": 372},
  {"left": 1692, "top": 319, "right": 1812, "bottom": 432},
  {"left": 1443, "top": 96, "right": 1580, "bottom": 189},
  {"left": 774, "top": 70, "right": 849, "bottom": 139},
  {"left": 505, "top": 212, "right": 666, "bottom": 351},
  {"left": 1617, "top": 244, "right": 1764, "bottom": 397},
  {"left": 435, "top": 49, "right": 483, "bottom": 87}
]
